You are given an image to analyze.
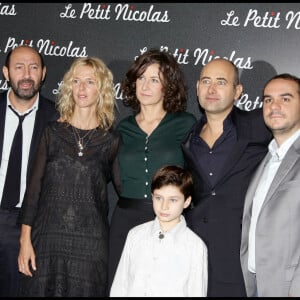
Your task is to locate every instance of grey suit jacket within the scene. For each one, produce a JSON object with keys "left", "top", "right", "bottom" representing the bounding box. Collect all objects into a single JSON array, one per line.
[{"left": 240, "top": 136, "right": 300, "bottom": 297}]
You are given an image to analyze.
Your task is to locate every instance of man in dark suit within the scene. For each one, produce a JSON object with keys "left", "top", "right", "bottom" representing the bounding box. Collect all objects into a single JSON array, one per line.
[
  {"left": 181, "top": 58, "right": 272, "bottom": 296},
  {"left": 0, "top": 45, "right": 58, "bottom": 297}
]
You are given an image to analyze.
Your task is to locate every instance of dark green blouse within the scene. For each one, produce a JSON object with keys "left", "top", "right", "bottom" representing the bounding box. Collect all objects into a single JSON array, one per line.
[{"left": 116, "top": 111, "right": 196, "bottom": 200}]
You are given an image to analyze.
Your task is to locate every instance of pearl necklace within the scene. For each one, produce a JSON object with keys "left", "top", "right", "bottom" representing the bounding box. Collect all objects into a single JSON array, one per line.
[{"left": 71, "top": 125, "right": 96, "bottom": 157}]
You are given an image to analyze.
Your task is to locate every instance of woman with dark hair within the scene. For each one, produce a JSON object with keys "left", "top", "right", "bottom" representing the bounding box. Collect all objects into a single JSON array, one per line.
[{"left": 109, "top": 48, "right": 196, "bottom": 289}]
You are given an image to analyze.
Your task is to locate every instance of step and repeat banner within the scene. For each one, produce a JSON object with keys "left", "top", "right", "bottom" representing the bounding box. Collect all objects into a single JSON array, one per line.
[
  {"left": 1, "top": 2, "right": 299, "bottom": 216},
  {"left": 1, "top": 3, "right": 300, "bottom": 120}
]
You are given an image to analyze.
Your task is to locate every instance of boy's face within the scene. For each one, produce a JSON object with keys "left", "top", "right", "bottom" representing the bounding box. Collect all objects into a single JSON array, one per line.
[{"left": 152, "top": 185, "right": 191, "bottom": 231}]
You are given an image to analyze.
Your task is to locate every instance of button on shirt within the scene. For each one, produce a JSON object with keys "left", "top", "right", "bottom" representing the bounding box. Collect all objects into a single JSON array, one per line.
[
  {"left": 248, "top": 129, "right": 300, "bottom": 273},
  {"left": 110, "top": 215, "right": 208, "bottom": 297},
  {"left": 0, "top": 90, "right": 38, "bottom": 207}
]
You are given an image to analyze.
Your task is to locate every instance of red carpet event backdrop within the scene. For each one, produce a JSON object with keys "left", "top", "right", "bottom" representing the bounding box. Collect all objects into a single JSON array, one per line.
[{"left": 0, "top": 3, "right": 300, "bottom": 121}]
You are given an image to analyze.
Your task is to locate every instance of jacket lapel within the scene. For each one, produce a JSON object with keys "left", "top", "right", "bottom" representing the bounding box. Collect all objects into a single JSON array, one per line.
[
  {"left": 262, "top": 137, "right": 300, "bottom": 208},
  {"left": 243, "top": 153, "right": 271, "bottom": 216},
  {"left": 0, "top": 92, "right": 8, "bottom": 165},
  {"left": 215, "top": 139, "right": 248, "bottom": 186},
  {"left": 214, "top": 107, "right": 256, "bottom": 187}
]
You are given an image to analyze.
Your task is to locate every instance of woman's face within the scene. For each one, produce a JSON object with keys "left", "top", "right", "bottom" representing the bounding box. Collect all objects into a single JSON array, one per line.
[
  {"left": 72, "top": 65, "right": 99, "bottom": 110},
  {"left": 135, "top": 63, "right": 165, "bottom": 109}
]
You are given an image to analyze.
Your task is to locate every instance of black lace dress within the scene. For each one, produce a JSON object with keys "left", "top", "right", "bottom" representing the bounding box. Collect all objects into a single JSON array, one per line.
[{"left": 18, "top": 121, "right": 119, "bottom": 297}]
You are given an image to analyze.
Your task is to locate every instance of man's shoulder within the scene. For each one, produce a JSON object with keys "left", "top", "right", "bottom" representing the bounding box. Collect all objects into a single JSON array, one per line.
[
  {"left": 232, "top": 106, "right": 265, "bottom": 128},
  {"left": 232, "top": 106, "right": 272, "bottom": 141},
  {"left": 39, "top": 95, "right": 55, "bottom": 107},
  {"left": 38, "top": 95, "right": 58, "bottom": 114},
  {"left": 233, "top": 105, "right": 263, "bottom": 120},
  {"left": 0, "top": 90, "right": 8, "bottom": 101}
]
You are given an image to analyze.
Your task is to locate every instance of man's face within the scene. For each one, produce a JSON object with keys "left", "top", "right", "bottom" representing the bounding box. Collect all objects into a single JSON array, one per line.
[
  {"left": 263, "top": 78, "right": 300, "bottom": 142},
  {"left": 197, "top": 59, "right": 242, "bottom": 118},
  {"left": 3, "top": 47, "right": 46, "bottom": 101}
]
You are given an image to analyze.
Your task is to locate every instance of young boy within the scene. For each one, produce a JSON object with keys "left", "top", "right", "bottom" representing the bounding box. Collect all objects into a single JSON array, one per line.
[{"left": 110, "top": 165, "right": 208, "bottom": 297}]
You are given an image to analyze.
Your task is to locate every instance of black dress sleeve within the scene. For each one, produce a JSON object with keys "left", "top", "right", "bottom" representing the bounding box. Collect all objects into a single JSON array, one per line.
[{"left": 18, "top": 127, "right": 49, "bottom": 226}]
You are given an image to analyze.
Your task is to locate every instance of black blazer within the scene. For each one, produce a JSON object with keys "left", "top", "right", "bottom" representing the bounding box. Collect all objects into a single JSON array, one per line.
[
  {"left": 181, "top": 106, "right": 272, "bottom": 296},
  {"left": 0, "top": 91, "right": 59, "bottom": 184}
]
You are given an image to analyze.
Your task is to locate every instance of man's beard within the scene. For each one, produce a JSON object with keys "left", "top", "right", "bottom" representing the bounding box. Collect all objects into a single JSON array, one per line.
[{"left": 9, "top": 79, "right": 42, "bottom": 101}]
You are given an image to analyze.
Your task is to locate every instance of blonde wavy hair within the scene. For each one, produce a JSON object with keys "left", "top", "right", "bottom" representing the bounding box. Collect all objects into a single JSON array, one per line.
[{"left": 56, "top": 57, "right": 115, "bottom": 130}]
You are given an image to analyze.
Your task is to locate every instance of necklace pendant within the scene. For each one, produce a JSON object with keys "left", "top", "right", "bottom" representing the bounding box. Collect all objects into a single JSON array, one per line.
[{"left": 71, "top": 125, "right": 96, "bottom": 158}]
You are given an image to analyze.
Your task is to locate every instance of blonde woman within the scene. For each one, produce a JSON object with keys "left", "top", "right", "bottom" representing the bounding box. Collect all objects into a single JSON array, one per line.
[{"left": 17, "top": 57, "right": 119, "bottom": 297}]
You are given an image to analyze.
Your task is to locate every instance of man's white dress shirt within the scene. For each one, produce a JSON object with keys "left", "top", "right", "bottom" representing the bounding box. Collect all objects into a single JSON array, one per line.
[{"left": 0, "top": 89, "right": 39, "bottom": 207}]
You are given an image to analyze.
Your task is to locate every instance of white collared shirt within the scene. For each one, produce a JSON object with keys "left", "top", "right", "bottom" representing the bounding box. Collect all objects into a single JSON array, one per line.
[
  {"left": 110, "top": 215, "right": 208, "bottom": 297},
  {"left": 248, "top": 129, "right": 300, "bottom": 273},
  {"left": 0, "top": 89, "right": 39, "bottom": 207}
]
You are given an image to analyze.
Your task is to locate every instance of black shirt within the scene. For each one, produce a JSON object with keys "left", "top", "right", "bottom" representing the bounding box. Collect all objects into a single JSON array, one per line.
[{"left": 190, "top": 112, "right": 237, "bottom": 187}]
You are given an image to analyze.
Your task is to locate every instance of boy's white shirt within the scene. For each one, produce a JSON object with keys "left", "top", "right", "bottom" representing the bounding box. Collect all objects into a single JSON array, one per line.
[{"left": 110, "top": 215, "right": 208, "bottom": 297}]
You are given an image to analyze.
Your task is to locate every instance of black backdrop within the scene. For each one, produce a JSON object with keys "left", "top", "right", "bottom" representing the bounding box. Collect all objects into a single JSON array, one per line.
[{"left": 0, "top": 2, "right": 299, "bottom": 218}]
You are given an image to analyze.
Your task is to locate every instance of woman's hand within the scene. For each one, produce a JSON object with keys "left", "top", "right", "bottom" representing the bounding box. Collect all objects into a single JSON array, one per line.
[{"left": 18, "top": 224, "right": 36, "bottom": 277}]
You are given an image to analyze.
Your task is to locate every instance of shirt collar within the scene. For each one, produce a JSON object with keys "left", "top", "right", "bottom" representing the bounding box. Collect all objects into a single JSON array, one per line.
[
  {"left": 223, "top": 110, "right": 235, "bottom": 130},
  {"left": 150, "top": 215, "right": 187, "bottom": 240},
  {"left": 268, "top": 129, "right": 300, "bottom": 161},
  {"left": 194, "top": 110, "right": 234, "bottom": 135},
  {"left": 6, "top": 88, "right": 39, "bottom": 115}
]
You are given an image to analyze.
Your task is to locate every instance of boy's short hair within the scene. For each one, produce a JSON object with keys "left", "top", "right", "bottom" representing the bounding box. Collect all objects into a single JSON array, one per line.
[{"left": 151, "top": 165, "right": 193, "bottom": 199}]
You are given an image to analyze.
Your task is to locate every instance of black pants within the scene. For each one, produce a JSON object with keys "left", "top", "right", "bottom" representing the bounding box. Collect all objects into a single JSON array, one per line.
[
  {"left": 108, "top": 197, "right": 155, "bottom": 293},
  {"left": 0, "top": 208, "right": 21, "bottom": 297}
]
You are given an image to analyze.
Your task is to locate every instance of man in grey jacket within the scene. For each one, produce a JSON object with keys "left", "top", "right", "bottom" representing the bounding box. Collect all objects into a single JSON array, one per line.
[{"left": 240, "top": 73, "right": 300, "bottom": 297}]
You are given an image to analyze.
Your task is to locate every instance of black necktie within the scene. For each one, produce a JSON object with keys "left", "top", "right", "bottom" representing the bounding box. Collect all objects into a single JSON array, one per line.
[{"left": 1, "top": 105, "right": 33, "bottom": 210}]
